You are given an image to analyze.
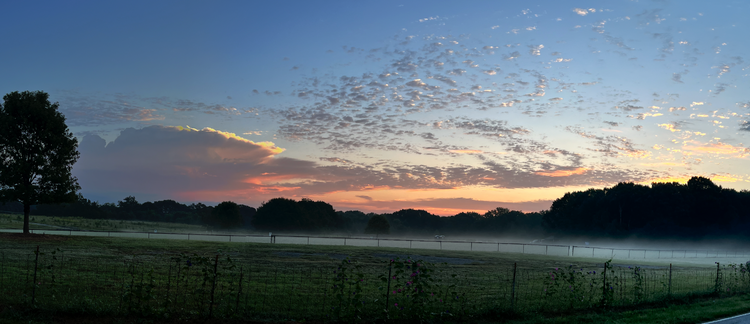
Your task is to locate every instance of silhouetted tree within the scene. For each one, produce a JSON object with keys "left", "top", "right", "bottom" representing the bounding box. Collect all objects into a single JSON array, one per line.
[
  {"left": 238, "top": 204, "right": 256, "bottom": 229},
  {"left": 364, "top": 214, "right": 390, "bottom": 235},
  {"left": 211, "top": 201, "right": 243, "bottom": 229},
  {"left": 252, "top": 198, "right": 306, "bottom": 231},
  {"left": 0, "top": 91, "right": 81, "bottom": 233}
]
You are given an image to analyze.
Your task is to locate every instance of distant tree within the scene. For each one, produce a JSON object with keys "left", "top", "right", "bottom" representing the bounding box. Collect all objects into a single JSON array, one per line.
[
  {"left": 388, "top": 209, "right": 440, "bottom": 234},
  {"left": 338, "top": 210, "right": 371, "bottom": 233},
  {"left": 211, "top": 201, "right": 243, "bottom": 229},
  {"left": 238, "top": 204, "right": 257, "bottom": 229},
  {"left": 0, "top": 91, "right": 81, "bottom": 234},
  {"left": 297, "top": 198, "right": 344, "bottom": 232},
  {"left": 445, "top": 211, "right": 481, "bottom": 233},
  {"left": 252, "top": 198, "right": 306, "bottom": 231},
  {"left": 483, "top": 207, "right": 511, "bottom": 218},
  {"left": 117, "top": 196, "right": 140, "bottom": 219},
  {"left": 364, "top": 214, "right": 390, "bottom": 235}
]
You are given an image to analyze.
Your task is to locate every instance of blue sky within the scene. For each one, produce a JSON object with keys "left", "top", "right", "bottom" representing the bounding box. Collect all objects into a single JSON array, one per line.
[{"left": 2, "top": 0, "right": 749, "bottom": 215}]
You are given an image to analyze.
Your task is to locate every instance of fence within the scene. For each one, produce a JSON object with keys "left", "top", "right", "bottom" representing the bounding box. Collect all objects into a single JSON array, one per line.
[
  {"left": 0, "top": 247, "right": 748, "bottom": 321},
  {"left": 2, "top": 228, "right": 747, "bottom": 260}
]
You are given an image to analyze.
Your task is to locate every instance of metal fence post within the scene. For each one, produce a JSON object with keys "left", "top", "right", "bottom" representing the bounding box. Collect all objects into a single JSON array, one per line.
[
  {"left": 668, "top": 263, "right": 672, "bottom": 297},
  {"left": 385, "top": 261, "right": 393, "bottom": 312},
  {"left": 31, "top": 246, "right": 39, "bottom": 305},
  {"left": 511, "top": 262, "right": 517, "bottom": 311},
  {"left": 209, "top": 254, "right": 219, "bottom": 318}
]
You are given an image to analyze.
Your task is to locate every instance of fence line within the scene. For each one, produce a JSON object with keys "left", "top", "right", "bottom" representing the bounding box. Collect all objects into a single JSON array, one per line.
[
  {"left": 0, "top": 248, "right": 748, "bottom": 321},
  {"left": 2, "top": 228, "right": 747, "bottom": 260}
]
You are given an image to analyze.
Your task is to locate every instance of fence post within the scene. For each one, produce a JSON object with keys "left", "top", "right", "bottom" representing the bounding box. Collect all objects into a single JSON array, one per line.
[
  {"left": 31, "top": 246, "right": 39, "bottom": 305},
  {"left": 209, "top": 254, "right": 219, "bottom": 318},
  {"left": 236, "top": 267, "right": 243, "bottom": 311},
  {"left": 522, "top": 244, "right": 525, "bottom": 254},
  {"left": 602, "top": 261, "right": 607, "bottom": 306},
  {"left": 385, "top": 261, "right": 393, "bottom": 313},
  {"left": 511, "top": 262, "right": 517, "bottom": 311},
  {"left": 471, "top": 242, "right": 473, "bottom": 251},
  {"left": 668, "top": 263, "right": 672, "bottom": 297},
  {"left": 715, "top": 262, "right": 721, "bottom": 294}
]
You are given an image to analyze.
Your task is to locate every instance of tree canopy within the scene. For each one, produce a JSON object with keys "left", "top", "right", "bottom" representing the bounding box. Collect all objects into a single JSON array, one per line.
[
  {"left": 251, "top": 198, "right": 344, "bottom": 232},
  {"left": 210, "top": 201, "right": 243, "bottom": 229},
  {"left": 363, "top": 214, "right": 390, "bottom": 235},
  {"left": 0, "top": 91, "right": 80, "bottom": 233}
]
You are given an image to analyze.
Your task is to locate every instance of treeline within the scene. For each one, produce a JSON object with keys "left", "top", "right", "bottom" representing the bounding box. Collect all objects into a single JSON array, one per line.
[
  {"left": 542, "top": 176, "right": 750, "bottom": 239},
  {"left": 2, "top": 176, "right": 746, "bottom": 239},
  {"left": 249, "top": 197, "right": 545, "bottom": 236},
  {"left": 0, "top": 195, "right": 257, "bottom": 230},
  {"left": 0, "top": 195, "right": 544, "bottom": 236}
]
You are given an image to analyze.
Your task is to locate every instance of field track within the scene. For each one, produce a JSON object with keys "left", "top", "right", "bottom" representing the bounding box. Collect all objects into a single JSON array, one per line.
[{"left": 2, "top": 228, "right": 747, "bottom": 262}]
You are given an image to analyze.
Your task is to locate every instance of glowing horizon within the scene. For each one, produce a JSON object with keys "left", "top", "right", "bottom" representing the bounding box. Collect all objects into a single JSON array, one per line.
[{"left": 2, "top": 1, "right": 749, "bottom": 215}]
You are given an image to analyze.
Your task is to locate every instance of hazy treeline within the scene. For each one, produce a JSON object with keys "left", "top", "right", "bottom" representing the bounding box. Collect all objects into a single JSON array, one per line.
[
  {"left": 244, "top": 197, "right": 545, "bottom": 236},
  {"left": 543, "top": 176, "right": 750, "bottom": 239},
  {"left": 0, "top": 195, "right": 544, "bottom": 236},
  {"left": 2, "top": 176, "right": 745, "bottom": 239},
  {"left": 0, "top": 195, "right": 257, "bottom": 230}
]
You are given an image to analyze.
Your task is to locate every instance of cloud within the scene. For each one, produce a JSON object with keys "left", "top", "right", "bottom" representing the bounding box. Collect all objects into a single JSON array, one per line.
[
  {"left": 573, "top": 8, "right": 595, "bottom": 16},
  {"left": 57, "top": 92, "right": 166, "bottom": 127},
  {"left": 75, "top": 125, "right": 307, "bottom": 203},
  {"left": 448, "top": 149, "right": 483, "bottom": 154},
  {"left": 535, "top": 167, "right": 588, "bottom": 177},
  {"left": 681, "top": 141, "right": 750, "bottom": 158},
  {"left": 336, "top": 197, "right": 555, "bottom": 215}
]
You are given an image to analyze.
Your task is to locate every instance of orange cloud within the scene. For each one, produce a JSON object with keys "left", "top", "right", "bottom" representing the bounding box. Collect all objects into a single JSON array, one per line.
[
  {"left": 449, "top": 149, "right": 483, "bottom": 154},
  {"left": 682, "top": 141, "right": 750, "bottom": 157},
  {"left": 657, "top": 123, "right": 679, "bottom": 132},
  {"left": 535, "top": 167, "right": 588, "bottom": 177}
]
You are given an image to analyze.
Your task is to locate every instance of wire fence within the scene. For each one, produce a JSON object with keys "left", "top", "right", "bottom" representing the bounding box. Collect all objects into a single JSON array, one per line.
[
  {"left": 1, "top": 247, "right": 748, "bottom": 321},
  {"left": 2, "top": 228, "right": 747, "bottom": 260}
]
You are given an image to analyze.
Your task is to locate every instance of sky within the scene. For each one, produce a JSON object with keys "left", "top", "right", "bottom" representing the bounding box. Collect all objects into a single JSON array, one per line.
[{"left": 1, "top": 0, "right": 749, "bottom": 216}]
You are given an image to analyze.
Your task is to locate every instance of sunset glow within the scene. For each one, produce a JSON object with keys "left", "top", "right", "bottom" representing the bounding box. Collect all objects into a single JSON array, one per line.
[{"left": 3, "top": 1, "right": 749, "bottom": 215}]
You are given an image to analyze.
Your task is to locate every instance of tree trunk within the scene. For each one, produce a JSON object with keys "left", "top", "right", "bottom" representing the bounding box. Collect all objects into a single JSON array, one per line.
[{"left": 23, "top": 203, "right": 30, "bottom": 234}]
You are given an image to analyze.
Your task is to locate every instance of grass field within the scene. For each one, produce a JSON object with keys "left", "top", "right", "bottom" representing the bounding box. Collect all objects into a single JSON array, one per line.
[
  {"left": 1, "top": 226, "right": 750, "bottom": 323},
  {"left": 0, "top": 213, "right": 211, "bottom": 233}
]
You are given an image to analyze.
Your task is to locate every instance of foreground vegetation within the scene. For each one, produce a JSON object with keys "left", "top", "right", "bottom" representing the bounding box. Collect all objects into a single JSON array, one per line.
[
  {"left": 0, "top": 213, "right": 211, "bottom": 233},
  {"left": 0, "top": 232, "right": 749, "bottom": 323}
]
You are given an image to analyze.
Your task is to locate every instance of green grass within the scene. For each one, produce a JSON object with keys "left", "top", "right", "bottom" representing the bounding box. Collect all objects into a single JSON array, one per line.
[
  {"left": 0, "top": 231, "right": 749, "bottom": 323},
  {"left": 0, "top": 213, "right": 211, "bottom": 233}
]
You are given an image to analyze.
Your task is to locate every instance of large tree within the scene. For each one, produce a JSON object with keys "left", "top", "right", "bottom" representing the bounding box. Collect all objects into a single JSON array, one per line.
[
  {"left": 210, "top": 201, "right": 243, "bottom": 229},
  {"left": 0, "top": 91, "right": 80, "bottom": 234}
]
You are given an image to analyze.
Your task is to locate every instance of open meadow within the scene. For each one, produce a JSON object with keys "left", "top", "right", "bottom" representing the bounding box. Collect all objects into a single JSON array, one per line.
[{"left": 1, "top": 224, "right": 750, "bottom": 323}]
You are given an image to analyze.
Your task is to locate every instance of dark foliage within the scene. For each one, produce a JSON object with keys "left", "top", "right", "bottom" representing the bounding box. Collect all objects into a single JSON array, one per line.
[
  {"left": 363, "top": 214, "right": 390, "bottom": 234},
  {"left": 209, "top": 201, "right": 243, "bottom": 229},
  {"left": 542, "top": 176, "right": 750, "bottom": 239},
  {"left": 252, "top": 197, "right": 344, "bottom": 232},
  {"left": 0, "top": 91, "right": 81, "bottom": 233}
]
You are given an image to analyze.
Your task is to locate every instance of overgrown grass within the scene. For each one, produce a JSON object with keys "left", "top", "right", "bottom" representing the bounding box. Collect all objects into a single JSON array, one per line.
[
  {"left": 1, "top": 233, "right": 749, "bottom": 323},
  {"left": 0, "top": 213, "right": 210, "bottom": 233}
]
